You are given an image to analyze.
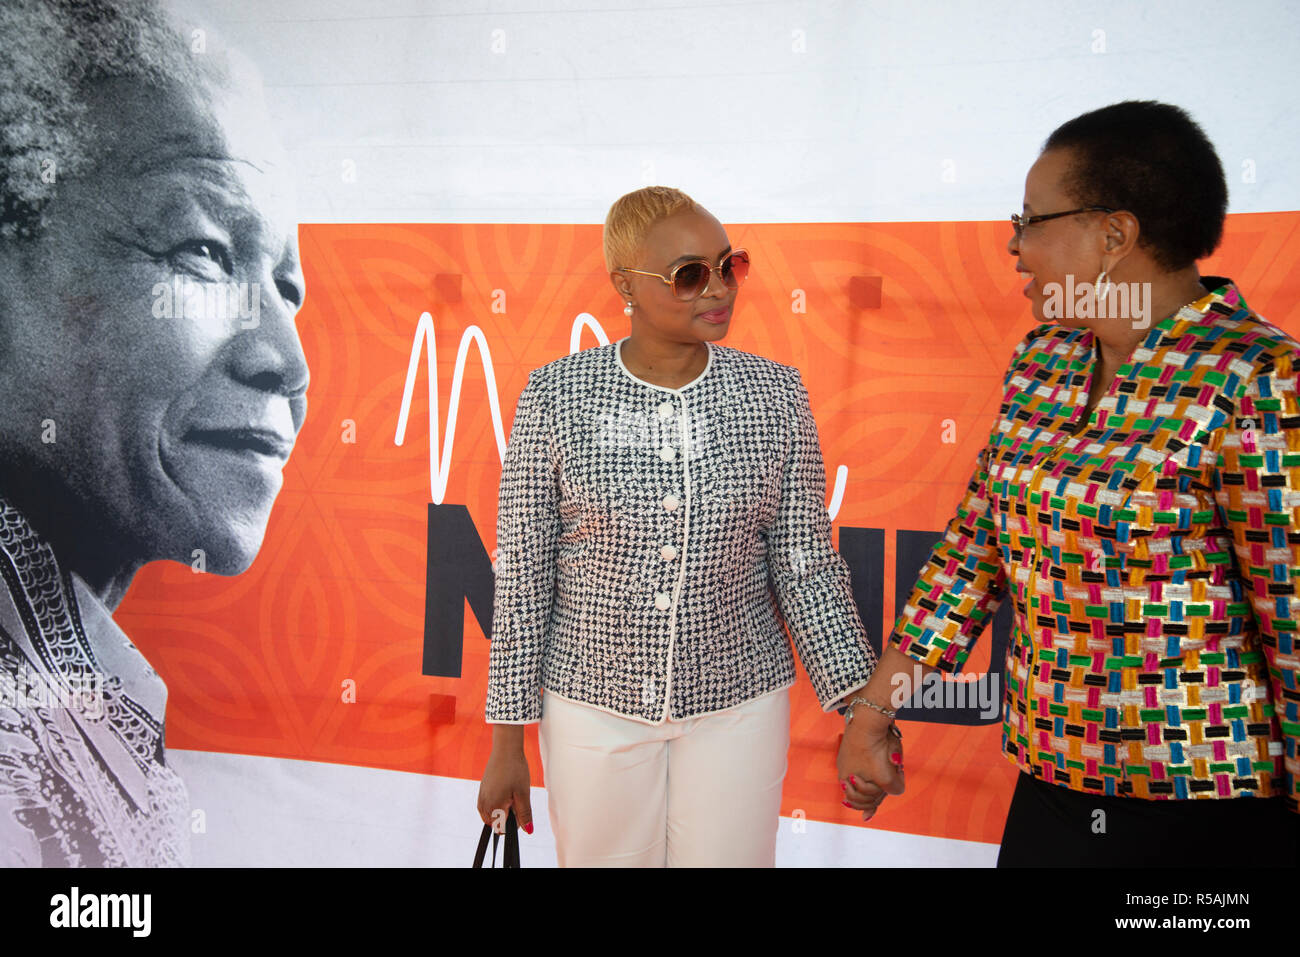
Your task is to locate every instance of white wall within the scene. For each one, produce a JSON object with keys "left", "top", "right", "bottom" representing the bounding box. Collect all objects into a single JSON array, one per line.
[{"left": 182, "top": 0, "right": 1300, "bottom": 224}]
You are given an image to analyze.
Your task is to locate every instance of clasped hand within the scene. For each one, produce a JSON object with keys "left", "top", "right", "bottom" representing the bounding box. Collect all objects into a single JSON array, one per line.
[{"left": 836, "top": 712, "right": 905, "bottom": 821}]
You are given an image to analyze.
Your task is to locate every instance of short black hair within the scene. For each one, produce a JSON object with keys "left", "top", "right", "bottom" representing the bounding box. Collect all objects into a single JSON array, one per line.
[{"left": 1043, "top": 101, "right": 1227, "bottom": 272}]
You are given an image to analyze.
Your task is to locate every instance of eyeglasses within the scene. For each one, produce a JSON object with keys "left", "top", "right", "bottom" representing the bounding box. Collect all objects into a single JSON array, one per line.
[
  {"left": 621, "top": 249, "right": 750, "bottom": 301},
  {"left": 1010, "top": 206, "right": 1115, "bottom": 238}
]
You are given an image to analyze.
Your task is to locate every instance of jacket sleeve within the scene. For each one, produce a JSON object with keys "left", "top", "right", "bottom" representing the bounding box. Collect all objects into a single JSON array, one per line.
[
  {"left": 888, "top": 330, "right": 1042, "bottom": 673},
  {"left": 484, "top": 370, "right": 560, "bottom": 724},
  {"left": 1212, "top": 357, "right": 1300, "bottom": 813},
  {"left": 766, "top": 369, "right": 877, "bottom": 712}
]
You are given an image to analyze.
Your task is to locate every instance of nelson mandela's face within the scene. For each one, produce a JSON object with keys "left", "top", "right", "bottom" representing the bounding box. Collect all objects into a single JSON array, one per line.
[{"left": 0, "top": 64, "right": 308, "bottom": 575}]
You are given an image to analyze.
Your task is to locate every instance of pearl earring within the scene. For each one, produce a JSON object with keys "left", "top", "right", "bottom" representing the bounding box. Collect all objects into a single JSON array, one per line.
[{"left": 624, "top": 301, "right": 634, "bottom": 317}]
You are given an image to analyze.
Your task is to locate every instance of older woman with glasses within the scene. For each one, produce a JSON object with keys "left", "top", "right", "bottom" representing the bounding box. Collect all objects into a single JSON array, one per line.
[
  {"left": 476, "top": 186, "right": 881, "bottom": 867},
  {"left": 842, "top": 101, "right": 1300, "bottom": 866}
]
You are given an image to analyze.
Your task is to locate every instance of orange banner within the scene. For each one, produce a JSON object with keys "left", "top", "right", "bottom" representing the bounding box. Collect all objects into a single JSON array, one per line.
[{"left": 119, "top": 212, "right": 1300, "bottom": 844}]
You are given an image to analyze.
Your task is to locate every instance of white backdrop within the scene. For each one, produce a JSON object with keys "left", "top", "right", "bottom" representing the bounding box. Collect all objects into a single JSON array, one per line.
[
  {"left": 186, "top": 0, "right": 1300, "bottom": 225},
  {"left": 164, "top": 0, "right": 1300, "bottom": 866}
]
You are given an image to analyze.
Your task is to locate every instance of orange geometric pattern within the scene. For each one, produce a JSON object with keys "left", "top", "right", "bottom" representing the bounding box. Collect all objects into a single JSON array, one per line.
[{"left": 117, "top": 213, "right": 1300, "bottom": 843}]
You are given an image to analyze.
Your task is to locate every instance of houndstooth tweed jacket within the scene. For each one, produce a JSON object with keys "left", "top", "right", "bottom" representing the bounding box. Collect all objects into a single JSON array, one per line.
[{"left": 484, "top": 337, "right": 877, "bottom": 725}]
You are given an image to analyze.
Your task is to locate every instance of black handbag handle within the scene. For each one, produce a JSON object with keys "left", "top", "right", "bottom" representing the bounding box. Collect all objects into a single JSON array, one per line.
[{"left": 472, "top": 808, "right": 520, "bottom": 868}]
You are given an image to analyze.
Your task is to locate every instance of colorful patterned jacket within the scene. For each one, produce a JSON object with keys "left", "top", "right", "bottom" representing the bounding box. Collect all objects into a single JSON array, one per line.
[{"left": 892, "top": 279, "right": 1299, "bottom": 810}]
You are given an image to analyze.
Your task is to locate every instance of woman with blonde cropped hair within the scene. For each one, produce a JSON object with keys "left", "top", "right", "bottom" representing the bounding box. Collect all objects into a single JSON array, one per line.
[{"left": 476, "top": 186, "right": 887, "bottom": 867}]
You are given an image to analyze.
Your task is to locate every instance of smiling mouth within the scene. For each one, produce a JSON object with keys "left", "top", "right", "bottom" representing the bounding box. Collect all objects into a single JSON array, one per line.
[{"left": 184, "top": 427, "right": 293, "bottom": 460}]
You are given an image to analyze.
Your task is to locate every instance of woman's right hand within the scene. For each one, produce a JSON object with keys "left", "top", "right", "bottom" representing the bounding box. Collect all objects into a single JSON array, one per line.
[
  {"left": 838, "top": 711, "right": 905, "bottom": 820},
  {"left": 477, "top": 738, "right": 534, "bottom": 835}
]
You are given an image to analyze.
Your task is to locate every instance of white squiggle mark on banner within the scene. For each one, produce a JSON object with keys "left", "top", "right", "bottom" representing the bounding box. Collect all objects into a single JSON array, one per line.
[
  {"left": 395, "top": 311, "right": 847, "bottom": 516},
  {"left": 394, "top": 312, "right": 507, "bottom": 505},
  {"left": 570, "top": 312, "right": 611, "bottom": 353},
  {"left": 828, "top": 464, "right": 847, "bottom": 522}
]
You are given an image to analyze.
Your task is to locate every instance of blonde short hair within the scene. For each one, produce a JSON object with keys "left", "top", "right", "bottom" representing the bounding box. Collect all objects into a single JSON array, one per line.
[{"left": 603, "top": 186, "right": 701, "bottom": 273}]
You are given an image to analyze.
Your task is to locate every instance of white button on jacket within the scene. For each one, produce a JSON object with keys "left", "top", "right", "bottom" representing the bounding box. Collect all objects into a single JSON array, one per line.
[{"left": 485, "top": 338, "right": 877, "bottom": 725}]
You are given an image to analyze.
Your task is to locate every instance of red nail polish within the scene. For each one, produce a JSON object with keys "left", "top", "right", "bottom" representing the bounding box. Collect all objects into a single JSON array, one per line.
[
  {"left": 841, "top": 800, "right": 853, "bottom": 808},
  {"left": 523, "top": 822, "right": 533, "bottom": 835},
  {"left": 849, "top": 775, "right": 857, "bottom": 786},
  {"left": 890, "top": 753, "right": 903, "bottom": 767},
  {"left": 840, "top": 780, "right": 847, "bottom": 791}
]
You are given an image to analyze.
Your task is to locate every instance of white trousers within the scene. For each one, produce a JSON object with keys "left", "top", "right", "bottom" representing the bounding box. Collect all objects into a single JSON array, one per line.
[{"left": 538, "top": 687, "right": 791, "bottom": 867}]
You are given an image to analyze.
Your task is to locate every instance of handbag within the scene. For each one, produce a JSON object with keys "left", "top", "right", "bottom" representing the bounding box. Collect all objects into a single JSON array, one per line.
[{"left": 472, "top": 808, "right": 521, "bottom": 868}]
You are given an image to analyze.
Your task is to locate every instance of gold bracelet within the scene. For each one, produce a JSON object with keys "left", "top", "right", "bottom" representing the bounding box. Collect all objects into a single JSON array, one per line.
[{"left": 844, "top": 695, "right": 897, "bottom": 723}]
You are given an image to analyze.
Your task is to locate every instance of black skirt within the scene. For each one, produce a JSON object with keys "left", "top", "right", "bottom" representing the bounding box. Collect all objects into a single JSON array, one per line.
[{"left": 996, "top": 771, "right": 1300, "bottom": 868}]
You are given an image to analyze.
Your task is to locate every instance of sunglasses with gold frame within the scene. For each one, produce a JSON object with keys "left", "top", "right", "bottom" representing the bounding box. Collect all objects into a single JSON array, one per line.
[{"left": 620, "top": 249, "right": 750, "bottom": 301}]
